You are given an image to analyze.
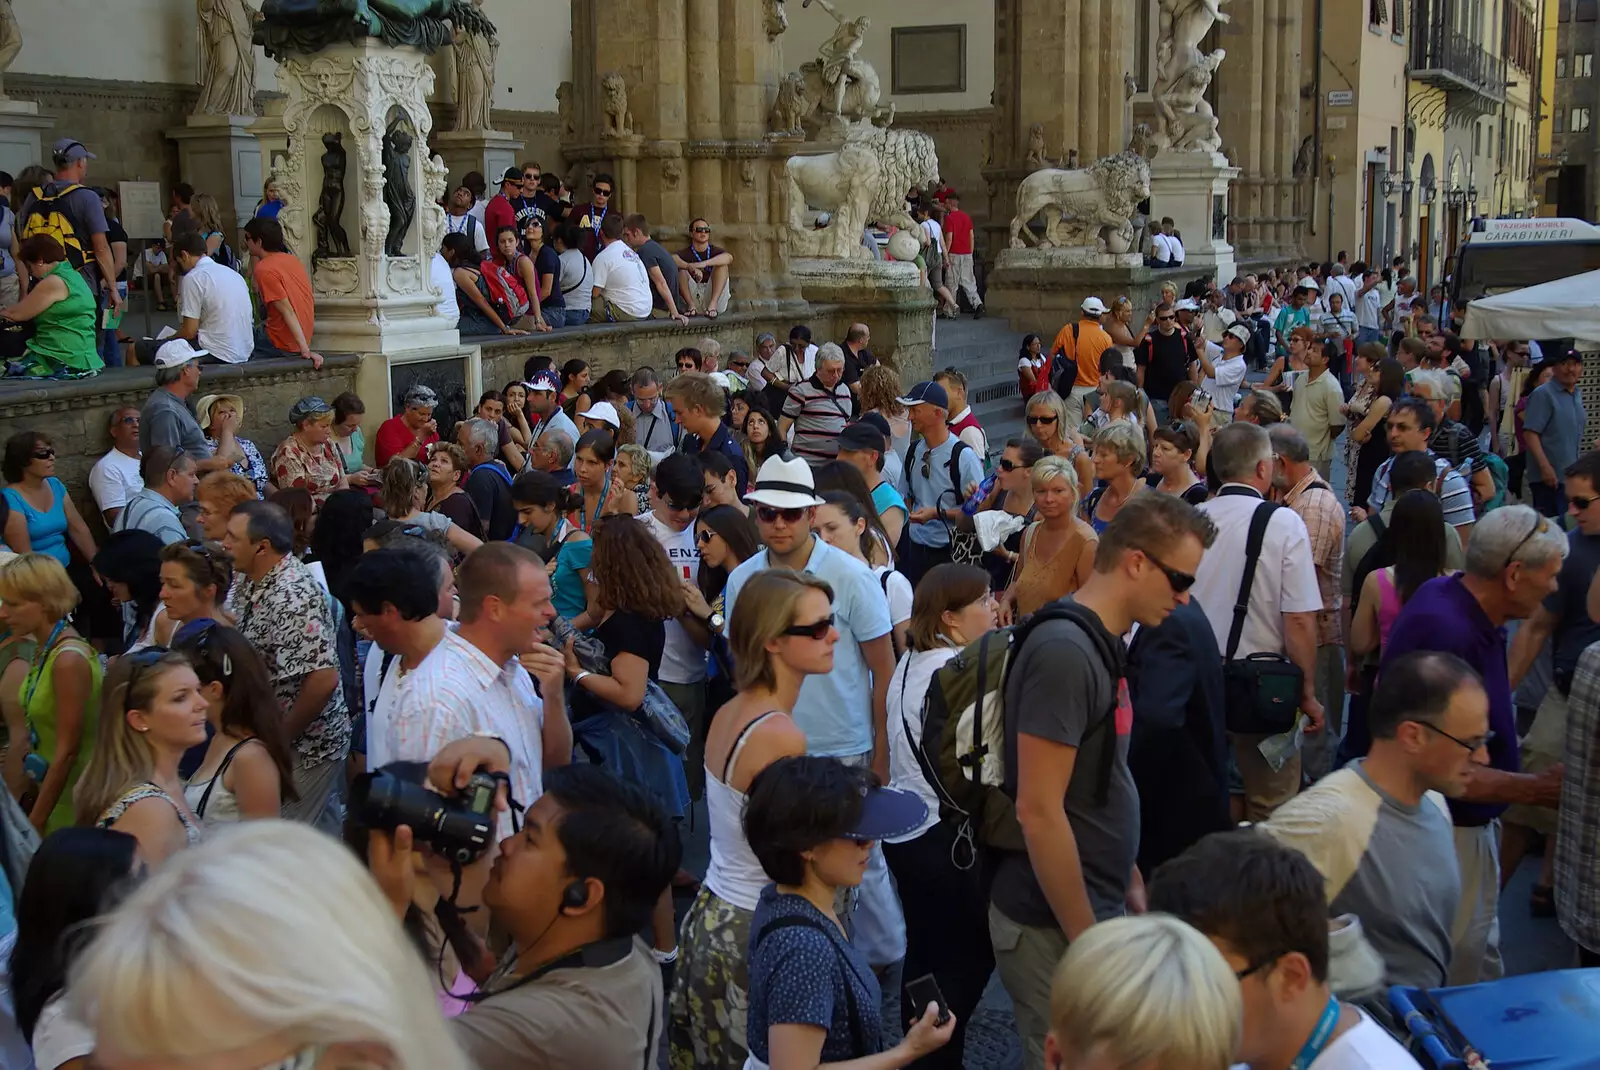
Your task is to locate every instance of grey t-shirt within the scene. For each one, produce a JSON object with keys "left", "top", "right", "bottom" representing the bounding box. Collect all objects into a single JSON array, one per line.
[
  {"left": 1523, "top": 379, "right": 1587, "bottom": 485},
  {"left": 635, "top": 239, "right": 678, "bottom": 310},
  {"left": 991, "top": 603, "right": 1139, "bottom": 930},
  {"left": 140, "top": 388, "right": 213, "bottom": 460},
  {"left": 1262, "top": 761, "right": 1459, "bottom": 989}
]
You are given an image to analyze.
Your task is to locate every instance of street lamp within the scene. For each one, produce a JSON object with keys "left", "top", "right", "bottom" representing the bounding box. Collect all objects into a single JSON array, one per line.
[
  {"left": 1421, "top": 177, "right": 1437, "bottom": 204},
  {"left": 1445, "top": 185, "right": 1466, "bottom": 208},
  {"left": 1467, "top": 185, "right": 1479, "bottom": 205},
  {"left": 1380, "top": 172, "right": 1398, "bottom": 198}
]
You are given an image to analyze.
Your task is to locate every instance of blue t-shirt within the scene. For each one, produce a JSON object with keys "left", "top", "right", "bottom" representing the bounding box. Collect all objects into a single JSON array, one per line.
[
  {"left": 3, "top": 478, "right": 69, "bottom": 565},
  {"left": 898, "top": 435, "right": 984, "bottom": 548},
  {"left": 1523, "top": 379, "right": 1587, "bottom": 485},
  {"left": 746, "top": 884, "right": 882, "bottom": 1063},
  {"left": 552, "top": 536, "right": 592, "bottom": 622},
  {"left": 533, "top": 244, "right": 563, "bottom": 311},
  {"left": 724, "top": 536, "right": 891, "bottom": 756},
  {"left": 1381, "top": 574, "right": 1518, "bottom": 826}
]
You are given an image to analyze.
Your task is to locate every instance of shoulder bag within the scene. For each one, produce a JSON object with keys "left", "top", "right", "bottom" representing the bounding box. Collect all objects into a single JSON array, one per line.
[{"left": 1222, "top": 501, "right": 1305, "bottom": 736}]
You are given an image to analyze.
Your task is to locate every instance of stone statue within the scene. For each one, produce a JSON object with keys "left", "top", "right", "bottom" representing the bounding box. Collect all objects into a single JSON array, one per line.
[
  {"left": 313, "top": 131, "right": 351, "bottom": 258},
  {"left": 1153, "top": 0, "right": 1229, "bottom": 154},
  {"left": 449, "top": 0, "right": 497, "bottom": 132},
  {"left": 661, "top": 158, "right": 682, "bottom": 190},
  {"left": 1024, "top": 123, "right": 1052, "bottom": 170},
  {"left": 256, "top": 0, "right": 457, "bottom": 59},
  {"left": 768, "top": 72, "right": 808, "bottom": 137},
  {"left": 1155, "top": 50, "right": 1223, "bottom": 153},
  {"left": 600, "top": 72, "right": 633, "bottom": 138},
  {"left": 791, "top": 0, "right": 890, "bottom": 129},
  {"left": 556, "top": 80, "right": 574, "bottom": 140},
  {"left": 0, "top": 1, "right": 21, "bottom": 101},
  {"left": 1008, "top": 131, "right": 1153, "bottom": 253},
  {"left": 764, "top": 0, "right": 788, "bottom": 39},
  {"left": 1292, "top": 133, "right": 1315, "bottom": 178},
  {"left": 381, "top": 116, "right": 416, "bottom": 256},
  {"left": 1124, "top": 72, "right": 1137, "bottom": 100},
  {"left": 196, "top": 0, "right": 260, "bottom": 116},
  {"left": 784, "top": 124, "right": 940, "bottom": 260}
]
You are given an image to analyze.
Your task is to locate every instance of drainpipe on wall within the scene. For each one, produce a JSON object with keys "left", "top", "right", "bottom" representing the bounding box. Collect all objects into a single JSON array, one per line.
[{"left": 1314, "top": 0, "right": 1326, "bottom": 256}]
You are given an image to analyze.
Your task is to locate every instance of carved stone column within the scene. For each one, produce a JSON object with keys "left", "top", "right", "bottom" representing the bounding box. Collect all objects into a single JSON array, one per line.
[
  {"left": 1214, "top": 0, "right": 1302, "bottom": 263},
  {"left": 276, "top": 39, "right": 457, "bottom": 355}
]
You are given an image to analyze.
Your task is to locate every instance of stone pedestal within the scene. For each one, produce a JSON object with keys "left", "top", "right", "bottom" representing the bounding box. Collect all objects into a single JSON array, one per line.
[
  {"left": 0, "top": 100, "right": 52, "bottom": 183},
  {"left": 276, "top": 38, "right": 458, "bottom": 360},
  {"left": 985, "top": 248, "right": 1166, "bottom": 339},
  {"left": 431, "top": 128, "right": 525, "bottom": 192},
  {"left": 251, "top": 99, "right": 291, "bottom": 182},
  {"left": 1149, "top": 150, "right": 1240, "bottom": 284},
  {"left": 789, "top": 258, "right": 934, "bottom": 379},
  {"left": 167, "top": 114, "right": 263, "bottom": 238}
]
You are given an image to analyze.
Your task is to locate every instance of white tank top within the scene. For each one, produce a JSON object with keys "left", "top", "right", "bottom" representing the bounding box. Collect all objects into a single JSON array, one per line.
[
  {"left": 704, "top": 711, "right": 782, "bottom": 911},
  {"left": 182, "top": 737, "right": 257, "bottom": 827}
]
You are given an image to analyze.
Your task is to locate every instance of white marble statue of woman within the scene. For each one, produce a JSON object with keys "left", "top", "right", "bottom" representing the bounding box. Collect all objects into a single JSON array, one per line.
[
  {"left": 195, "top": 0, "right": 259, "bottom": 117},
  {"left": 0, "top": 1, "right": 20, "bottom": 101},
  {"left": 451, "top": 0, "right": 498, "bottom": 133}
]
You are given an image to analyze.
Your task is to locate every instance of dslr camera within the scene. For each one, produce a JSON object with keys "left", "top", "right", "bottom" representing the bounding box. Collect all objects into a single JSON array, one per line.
[{"left": 351, "top": 762, "right": 498, "bottom": 864}]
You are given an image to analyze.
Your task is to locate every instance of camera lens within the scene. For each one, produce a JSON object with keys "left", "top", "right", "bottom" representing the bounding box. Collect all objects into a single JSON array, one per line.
[{"left": 353, "top": 769, "right": 495, "bottom": 865}]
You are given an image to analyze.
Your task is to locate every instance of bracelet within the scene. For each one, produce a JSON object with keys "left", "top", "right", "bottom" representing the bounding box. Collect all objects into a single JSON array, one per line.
[{"left": 573, "top": 670, "right": 593, "bottom": 687}]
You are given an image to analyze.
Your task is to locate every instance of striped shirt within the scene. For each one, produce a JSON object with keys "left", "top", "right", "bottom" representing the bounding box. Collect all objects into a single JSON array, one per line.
[
  {"left": 385, "top": 626, "right": 547, "bottom": 839},
  {"left": 1284, "top": 473, "right": 1346, "bottom": 647},
  {"left": 1367, "top": 451, "right": 1476, "bottom": 530},
  {"left": 782, "top": 376, "right": 854, "bottom": 463}
]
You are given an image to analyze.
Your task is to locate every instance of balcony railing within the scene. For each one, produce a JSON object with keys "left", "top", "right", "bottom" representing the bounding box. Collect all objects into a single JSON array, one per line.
[{"left": 1410, "top": 27, "right": 1508, "bottom": 103}]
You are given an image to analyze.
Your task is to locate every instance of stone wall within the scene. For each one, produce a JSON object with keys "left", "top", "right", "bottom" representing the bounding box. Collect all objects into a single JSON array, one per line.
[
  {"left": 897, "top": 109, "right": 994, "bottom": 225},
  {"left": 0, "top": 357, "right": 360, "bottom": 536},
  {"left": 8, "top": 74, "right": 192, "bottom": 189}
]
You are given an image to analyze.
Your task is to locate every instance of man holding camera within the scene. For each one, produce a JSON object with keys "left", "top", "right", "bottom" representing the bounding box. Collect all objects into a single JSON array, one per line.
[
  {"left": 368, "top": 735, "right": 681, "bottom": 1070},
  {"left": 388, "top": 542, "right": 571, "bottom": 836}
]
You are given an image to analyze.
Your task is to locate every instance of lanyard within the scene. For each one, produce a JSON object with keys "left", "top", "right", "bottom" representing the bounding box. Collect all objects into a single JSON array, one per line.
[
  {"left": 590, "top": 205, "right": 606, "bottom": 236},
  {"left": 1288, "top": 997, "right": 1342, "bottom": 1070},
  {"left": 581, "top": 470, "right": 612, "bottom": 533},
  {"left": 688, "top": 243, "right": 709, "bottom": 263},
  {"left": 22, "top": 619, "right": 68, "bottom": 711}
]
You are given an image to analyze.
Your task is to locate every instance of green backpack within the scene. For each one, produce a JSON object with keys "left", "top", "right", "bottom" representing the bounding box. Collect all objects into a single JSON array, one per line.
[{"left": 905, "top": 600, "right": 1122, "bottom": 858}]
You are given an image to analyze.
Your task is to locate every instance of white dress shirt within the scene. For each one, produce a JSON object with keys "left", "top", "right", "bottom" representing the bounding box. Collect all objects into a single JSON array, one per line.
[{"left": 1191, "top": 486, "right": 1323, "bottom": 658}]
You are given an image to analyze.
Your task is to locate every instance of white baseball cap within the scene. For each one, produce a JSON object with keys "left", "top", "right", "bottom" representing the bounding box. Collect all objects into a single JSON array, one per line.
[
  {"left": 582, "top": 401, "right": 621, "bottom": 429},
  {"left": 154, "top": 339, "right": 207, "bottom": 368},
  {"left": 1297, "top": 277, "right": 1321, "bottom": 291},
  {"left": 1081, "top": 296, "right": 1108, "bottom": 315},
  {"left": 1224, "top": 323, "right": 1253, "bottom": 347},
  {"left": 1174, "top": 298, "right": 1200, "bottom": 312}
]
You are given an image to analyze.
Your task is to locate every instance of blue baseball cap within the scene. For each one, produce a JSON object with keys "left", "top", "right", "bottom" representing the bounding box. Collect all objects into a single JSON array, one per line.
[
  {"left": 898, "top": 380, "right": 949, "bottom": 409},
  {"left": 847, "top": 784, "right": 928, "bottom": 841}
]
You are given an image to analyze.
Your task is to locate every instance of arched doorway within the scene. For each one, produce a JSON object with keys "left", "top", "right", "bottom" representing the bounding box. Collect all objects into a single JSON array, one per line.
[
  {"left": 1445, "top": 150, "right": 1466, "bottom": 269},
  {"left": 1419, "top": 154, "right": 1436, "bottom": 287}
]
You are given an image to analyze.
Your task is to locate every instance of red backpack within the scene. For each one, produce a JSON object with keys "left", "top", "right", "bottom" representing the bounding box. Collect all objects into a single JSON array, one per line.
[{"left": 479, "top": 256, "right": 531, "bottom": 320}]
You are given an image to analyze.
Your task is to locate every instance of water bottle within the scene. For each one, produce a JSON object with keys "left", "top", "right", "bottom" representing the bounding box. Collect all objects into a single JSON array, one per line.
[{"left": 961, "top": 473, "right": 998, "bottom": 516}]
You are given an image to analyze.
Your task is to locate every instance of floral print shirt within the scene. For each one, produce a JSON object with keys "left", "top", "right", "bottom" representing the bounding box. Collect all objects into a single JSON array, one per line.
[
  {"left": 227, "top": 554, "right": 350, "bottom": 764},
  {"left": 207, "top": 434, "right": 269, "bottom": 497},
  {"left": 270, "top": 434, "right": 344, "bottom": 509}
]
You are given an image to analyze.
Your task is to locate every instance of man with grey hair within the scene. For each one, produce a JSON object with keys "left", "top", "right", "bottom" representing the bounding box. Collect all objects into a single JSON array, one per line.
[
  {"left": 841, "top": 322, "right": 875, "bottom": 401},
  {"left": 140, "top": 345, "right": 240, "bottom": 474},
  {"left": 626, "top": 366, "right": 680, "bottom": 460},
  {"left": 747, "top": 330, "right": 779, "bottom": 395},
  {"left": 1382, "top": 504, "right": 1566, "bottom": 985},
  {"left": 1410, "top": 369, "right": 1494, "bottom": 505},
  {"left": 781, "top": 341, "right": 852, "bottom": 463},
  {"left": 1324, "top": 260, "right": 1357, "bottom": 310},
  {"left": 459, "top": 416, "right": 516, "bottom": 540},
  {"left": 114, "top": 445, "right": 196, "bottom": 545},
  {"left": 1269, "top": 424, "right": 1347, "bottom": 781},
  {"left": 1190, "top": 422, "right": 1324, "bottom": 820}
]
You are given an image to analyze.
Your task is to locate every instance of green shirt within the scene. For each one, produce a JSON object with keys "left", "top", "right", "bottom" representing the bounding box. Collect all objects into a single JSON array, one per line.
[
  {"left": 21, "top": 634, "right": 102, "bottom": 833},
  {"left": 30, "top": 261, "right": 102, "bottom": 373}
]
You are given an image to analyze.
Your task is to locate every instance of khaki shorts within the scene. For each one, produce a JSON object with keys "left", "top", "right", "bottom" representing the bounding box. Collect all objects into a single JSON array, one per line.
[{"left": 1504, "top": 687, "right": 1566, "bottom": 835}]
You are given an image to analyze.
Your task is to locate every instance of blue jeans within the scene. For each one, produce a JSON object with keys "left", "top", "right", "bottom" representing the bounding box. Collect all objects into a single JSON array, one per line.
[
  {"left": 563, "top": 307, "right": 591, "bottom": 327},
  {"left": 1531, "top": 480, "right": 1567, "bottom": 519},
  {"left": 1356, "top": 326, "right": 1383, "bottom": 348},
  {"left": 252, "top": 324, "right": 294, "bottom": 360},
  {"left": 98, "top": 284, "right": 127, "bottom": 367}
]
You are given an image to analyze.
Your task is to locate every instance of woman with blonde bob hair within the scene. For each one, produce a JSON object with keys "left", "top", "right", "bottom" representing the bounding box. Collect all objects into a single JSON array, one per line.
[
  {"left": 668, "top": 570, "right": 829, "bottom": 1070},
  {"left": 1046, "top": 914, "right": 1242, "bottom": 1070},
  {"left": 1083, "top": 420, "right": 1147, "bottom": 536},
  {"left": 69, "top": 820, "right": 474, "bottom": 1070},
  {"left": 1026, "top": 388, "right": 1094, "bottom": 494}
]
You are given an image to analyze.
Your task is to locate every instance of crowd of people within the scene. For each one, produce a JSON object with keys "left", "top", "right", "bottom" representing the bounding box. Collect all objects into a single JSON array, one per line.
[{"left": 0, "top": 163, "right": 1595, "bottom": 1070}]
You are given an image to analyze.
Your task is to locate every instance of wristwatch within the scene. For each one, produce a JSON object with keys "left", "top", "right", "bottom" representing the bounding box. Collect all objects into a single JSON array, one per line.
[{"left": 708, "top": 611, "right": 726, "bottom": 633}]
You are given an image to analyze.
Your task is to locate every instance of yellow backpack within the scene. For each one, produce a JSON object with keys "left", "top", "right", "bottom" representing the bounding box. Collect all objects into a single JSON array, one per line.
[{"left": 20, "top": 184, "right": 88, "bottom": 270}]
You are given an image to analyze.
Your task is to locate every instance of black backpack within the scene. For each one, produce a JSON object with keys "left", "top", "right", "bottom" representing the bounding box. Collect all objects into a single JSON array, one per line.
[{"left": 1049, "top": 322, "right": 1080, "bottom": 397}]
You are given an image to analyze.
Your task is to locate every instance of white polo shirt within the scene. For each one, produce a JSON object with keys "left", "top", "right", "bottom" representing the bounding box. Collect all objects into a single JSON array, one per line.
[
  {"left": 590, "top": 239, "right": 652, "bottom": 318},
  {"left": 179, "top": 255, "right": 253, "bottom": 364},
  {"left": 1191, "top": 486, "right": 1323, "bottom": 658},
  {"left": 1150, "top": 231, "right": 1172, "bottom": 263}
]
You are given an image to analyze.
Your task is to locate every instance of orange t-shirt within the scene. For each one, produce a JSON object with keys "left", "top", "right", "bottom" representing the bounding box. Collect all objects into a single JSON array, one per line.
[
  {"left": 1049, "top": 318, "right": 1114, "bottom": 388},
  {"left": 255, "top": 252, "right": 315, "bottom": 353}
]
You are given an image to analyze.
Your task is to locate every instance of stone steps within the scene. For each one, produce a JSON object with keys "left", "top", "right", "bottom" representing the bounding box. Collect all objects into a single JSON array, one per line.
[{"left": 930, "top": 316, "right": 1030, "bottom": 456}]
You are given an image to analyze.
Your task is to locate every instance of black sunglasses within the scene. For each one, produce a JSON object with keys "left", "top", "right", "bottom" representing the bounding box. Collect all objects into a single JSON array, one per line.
[
  {"left": 122, "top": 646, "right": 171, "bottom": 717},
  {"left": 1573, "top": 494, "right": 1599, "bottom": 512},
  {"left": 1026, "top": 414, "right": 1058, "bottom": 425},
  {"left": 756, "top": 505, "right": 807, "bottom": 524},
  {"left": 1410, "top": 720, "right": 1495, "bottom": 753},
  {"left": 1498, "top": 514, "right": 1551, "bottom": 572},
  {"left": 32, "top": 448, "right": 54, "bottom": 460},
  {"left": 696, "top": 528, "right": 716, "bottom": 545},
  {"left": 593, "top": 186, "right": 612, "bottom": 197},
  {"left": 523, "top": 172, "right": 539, "bottom": 181},
  {"left": 782, "top": 615, "right": 835, "bottom": 640},
  {"left": 998, "top": 458, "right": 1032, "bottom": 472},
  {"left": 691, "top": 226, "right": 711, "bottom": 234},
  {"left": 1138, "top": 547, "right": 1197, "bottom": 593}
]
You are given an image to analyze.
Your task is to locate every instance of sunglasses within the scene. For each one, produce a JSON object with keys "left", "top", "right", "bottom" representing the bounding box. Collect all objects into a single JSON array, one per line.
[
  {"left": 1574, "top": 494, "right": 1599, "bottom": 512},
  {"left": 1498, "top": 514, "right": 1551, "bottom": 572},
  {"left": 998, "top": 458, "right": 1031, "bottom": 472},
  {"left": 523, "top": 172, "right": 539, "bottom": 181},
  {"left": 1026, "top": 415, "right": 1058, "bottom": 425},
  {"left": 756, "top": 505, "right": 807, "bottom": 524},
  {"left": 32, "top": 448, "right": 54, "bottom": 460},
  {"left": 1139, "top": 547, "right": 1197, "bottom": 593},
  {"left": 122, "top": 646, "right": 171, "bottom": 716},
  {"left": 730, "top": 361, "right": 749, "bottom": 370},
  {"left": 593, "top": 187, "right": 612, "bottom": 197},
  {"left": 696, "top": 528, "right": 717, "bottom": 545},
  {"left": 677, "top": 361, "right": 698, "bottom": 370},
  {"left": 118, "top": 415, "right": 139, "bottom": 425},
  {"left": 1157, "top": 314, "right": 1176, "bottom": 322},
  {"left": 667, "top": 496, "right": 702, "bottom": 513},
  {"left": 782, "top": 615, "right": 835, "bottom": 640},
  {"left": 692, "top": 226, "right": 711, "bottom": 234}
]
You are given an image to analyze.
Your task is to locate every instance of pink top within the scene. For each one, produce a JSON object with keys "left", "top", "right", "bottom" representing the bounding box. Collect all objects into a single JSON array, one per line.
[{"left": 1375, "top": 567, "right": 1403, "bottom": 650}]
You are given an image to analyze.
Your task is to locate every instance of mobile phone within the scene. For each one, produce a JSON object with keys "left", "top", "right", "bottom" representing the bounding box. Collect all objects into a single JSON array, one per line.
[{"left": 905, "top": 973, "right": 951, "bottom": 1027}]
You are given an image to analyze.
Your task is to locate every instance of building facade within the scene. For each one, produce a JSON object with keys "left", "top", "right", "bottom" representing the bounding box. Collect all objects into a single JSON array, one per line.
[{"left": 1544, "top": 0, "right": 1600, "bottom": 218}]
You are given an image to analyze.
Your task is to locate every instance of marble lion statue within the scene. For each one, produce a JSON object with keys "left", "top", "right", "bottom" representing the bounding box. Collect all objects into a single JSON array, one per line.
[
  {"left": 769, "top": 72, "right": 808, "bottom": 136},
  {"left": 1008, "top": 142, "right": 1152, "bottom": 252},
  {"left": 785, "top": 125, "right": 939, "bottom": 259},
  {"left": 600, "top": 71, "right": 633, "bottom": 138}
]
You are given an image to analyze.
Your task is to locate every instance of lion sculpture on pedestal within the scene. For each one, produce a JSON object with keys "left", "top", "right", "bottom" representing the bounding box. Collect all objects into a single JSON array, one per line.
[
  {"left": 1009, "top": 131, "right": 1154, "bottom": 253},
  {"left": 785, "top": 124, "right": 939, "bottom": 259}
]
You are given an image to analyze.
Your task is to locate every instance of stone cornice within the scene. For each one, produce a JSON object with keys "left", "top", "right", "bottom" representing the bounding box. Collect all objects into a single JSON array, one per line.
[{"left": 8, "top": 73, "right": 198, "bottom": 113}]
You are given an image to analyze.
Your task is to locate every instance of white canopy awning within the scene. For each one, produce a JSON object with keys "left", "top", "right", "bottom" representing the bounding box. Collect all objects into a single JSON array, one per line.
[{"left": 1460, "top": 268, "right": 1600, "bottom": 347}]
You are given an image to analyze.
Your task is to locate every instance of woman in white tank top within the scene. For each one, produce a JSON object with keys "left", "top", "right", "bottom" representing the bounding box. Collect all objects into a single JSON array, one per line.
[
  {"left": 174, "top": 623, "right": 297, "bottom": 826},
  {"left": 666, "top": 570, "right": 839, "bottom": 1070}
]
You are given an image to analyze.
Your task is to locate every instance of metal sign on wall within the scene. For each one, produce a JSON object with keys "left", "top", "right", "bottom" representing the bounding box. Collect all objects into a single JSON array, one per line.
[{"left": 1327, "top": 90, "right": 1354, "bottom": 107}]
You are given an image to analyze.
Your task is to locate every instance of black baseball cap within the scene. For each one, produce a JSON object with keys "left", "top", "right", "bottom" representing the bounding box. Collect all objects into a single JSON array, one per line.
[
  {"left": 499, "top": 167, "right": 523, "bottom": 185},
  {"left": 838, "top": 422, "right": 887, "bottom": 453}
]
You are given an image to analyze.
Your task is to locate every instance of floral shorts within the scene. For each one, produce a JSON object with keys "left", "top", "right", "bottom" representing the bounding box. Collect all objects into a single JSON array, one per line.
[{"left": 668, "top": 887, "right": 755, "bottom": 1070}]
